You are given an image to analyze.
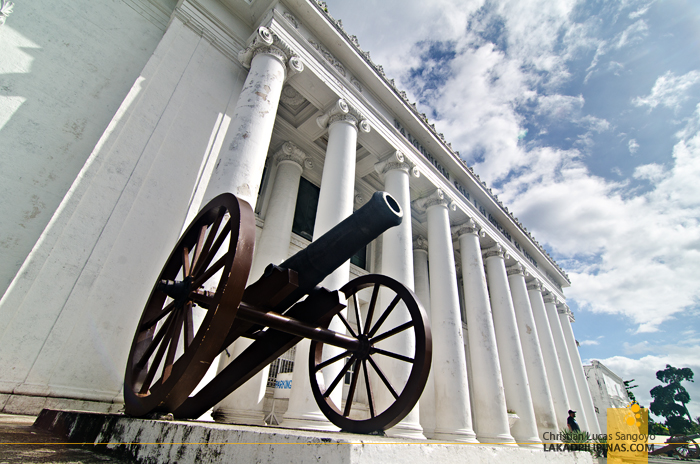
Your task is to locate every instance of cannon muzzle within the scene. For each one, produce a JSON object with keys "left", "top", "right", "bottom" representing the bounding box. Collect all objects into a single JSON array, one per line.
[{"left": 271, "top": 191, "right": 402, "bottom": 306}]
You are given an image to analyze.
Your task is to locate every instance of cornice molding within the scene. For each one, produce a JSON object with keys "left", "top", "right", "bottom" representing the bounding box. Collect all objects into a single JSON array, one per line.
[{"left": 173, "top": 0, "right": 245, "bottom": 62}]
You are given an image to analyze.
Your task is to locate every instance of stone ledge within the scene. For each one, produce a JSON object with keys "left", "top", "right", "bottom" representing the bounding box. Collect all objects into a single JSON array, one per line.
[
  {"left": 35, "top": 409, "right": 593, "bottom": 464},
  {"left": 1, "top": 393, "right": 121, "bottom": 416}
]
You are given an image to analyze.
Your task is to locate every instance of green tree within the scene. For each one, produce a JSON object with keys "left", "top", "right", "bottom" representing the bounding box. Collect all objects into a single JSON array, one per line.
[
  {"left": 648, "top": 417, "right": 669, "bottom": 436},
  {"left": 624, "top": 379, "right": 638, "bottom": 404},
  {"left": 649, "top": 365, "right": 696, "bottom": 435}
]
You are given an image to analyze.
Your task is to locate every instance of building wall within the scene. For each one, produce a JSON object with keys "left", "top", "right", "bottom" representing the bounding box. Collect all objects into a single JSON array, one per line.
[
  {"left": 0, "top": 0, "right": 178, "bottom": 295},
  {"left": 0, "top": 0, "right": 253, "bottom": 412},
  {"left": 584, "top": 360, "right": 631, "bottom": 432}
]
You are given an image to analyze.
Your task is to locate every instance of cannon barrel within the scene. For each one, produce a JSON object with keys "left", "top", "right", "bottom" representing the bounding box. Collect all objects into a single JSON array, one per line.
[{"left": 270, "top": 191, "right": 402, "bottom": 308}]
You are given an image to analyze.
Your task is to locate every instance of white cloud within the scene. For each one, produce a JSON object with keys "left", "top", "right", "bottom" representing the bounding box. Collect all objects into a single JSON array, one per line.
[
  {"left": 579, "top": 339, "right": 600, "bottom": 346},
  {"left": 498, "top": 111, "right": 700, "bottom": 332},
  {"left": 616, "top": 19, "right": 648, "bottom": 48},
  {"left": 536, "top": 94, "right": 585, "bottom": 119},
  {"left": 623, "top": 341, "right": 652, "bottom": 355},
  {"left": 628, "top": 138, "right": 639, "bottom": 154},
  {"left": 628, "top": 1, "right": 655, "bottom": 19},
  {"left": 632, "top": 163, "right": 664, "bottom": 181},
  {"left": 579, "top": 115, "right": 611, "bottom": 133},
  {"left": 633, "top": 70, "right": 700, "bottom": 111}
]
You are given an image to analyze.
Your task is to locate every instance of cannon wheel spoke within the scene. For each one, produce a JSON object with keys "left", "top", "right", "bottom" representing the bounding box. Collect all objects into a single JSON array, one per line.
[
  {"left": 124, "top": 193, "right": 254, "bottom": 417},
  {"left": 323, "top": 355, "right": 357, "bottom": 399},
  {"left": 343, "top": 358, "right": 361, "bottom": 417},
  {"left": 308, "top": 274, "right": 432, "bottom": 434}
]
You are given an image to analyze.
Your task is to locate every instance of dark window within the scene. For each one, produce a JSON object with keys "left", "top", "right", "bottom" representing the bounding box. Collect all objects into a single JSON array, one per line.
[
  {"left": 291, "top": 177, "right": 369, "bottom": 270},
  {"left": 351, "top": 245, "right": 367, "bottom": 270},
  {"left": 292, "top": 177, "right": 320, "bottom": 241}
]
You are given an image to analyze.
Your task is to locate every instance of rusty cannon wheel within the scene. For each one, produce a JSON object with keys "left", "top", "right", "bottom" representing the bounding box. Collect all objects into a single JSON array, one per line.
[
  {"left": 309, "top": 274, "right": 432, "bottom": 433},
  {"left": 124, "top": 193, "right": 255, "bottom": 417}
]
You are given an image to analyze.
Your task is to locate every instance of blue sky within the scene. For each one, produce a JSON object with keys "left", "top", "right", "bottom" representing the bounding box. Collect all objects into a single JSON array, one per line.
[{"left": 322, "top": 0, "right": 700, "bottom": 418}]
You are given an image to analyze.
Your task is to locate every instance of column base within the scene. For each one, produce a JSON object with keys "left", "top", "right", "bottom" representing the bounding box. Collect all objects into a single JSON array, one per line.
[
  {"left": 421, "top": 427, "right": 436, "bottom": 439},
  {"left": 280, "top": 410, "right": 339, "bottom": 432},
  {"left": 386, "top": 420, "right": 426, "bottom": 440},
  {"left": 511, "top": 429, "right": 544, "bottom": 449},
  {"left": 212, "top": 407, "right": 266, "bottom": 426},
  {"left": 477, "top": 432, "right": 518, "bottom": 447},
  {"left": 432, "top": 427, "right": 479, "bottom": 443}
]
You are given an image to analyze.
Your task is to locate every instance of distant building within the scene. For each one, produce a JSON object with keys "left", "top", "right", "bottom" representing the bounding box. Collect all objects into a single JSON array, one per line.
[{"left": 584, "top": 360, "right": 631, "bottom": 432}]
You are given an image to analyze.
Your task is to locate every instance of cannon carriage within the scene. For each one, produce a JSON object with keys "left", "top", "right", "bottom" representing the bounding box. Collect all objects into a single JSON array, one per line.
[{"left": 124, "top": 191, "right": 432, "bottom": 434}]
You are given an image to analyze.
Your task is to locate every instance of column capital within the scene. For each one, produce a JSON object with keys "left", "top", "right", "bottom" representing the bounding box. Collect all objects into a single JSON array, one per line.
[
  {"left": 0, "top": 1, "right": 13, "bottom": 26},
  {"left": 482, "top": 243, "right": 509, "bottom": 260},
  {"left": 317, "top": 99, "right": 370, "bottom": 133},
  {"left": 506, "top": 262, "right": 529, "bottom": 277},
  {"left": 274, "top": 141, "right": 312, "bottom": 170},
  {"left": 526, "top": 279, "right": 542, "bottom": 292},
  {"left": 413, "top": 235, "right": 429, "bottom": 252},
  {"left": 374, "top": 151, "right": 420, "bottom": 178},
  {"left": 451, "top": 218, "right": 483, "bottom": 239},
  {"left": 412, "top": 188, "right": 457, "bottom": 213},
  {"left": 238, "top": 27, "right": 304, "bottom": 77},
  {"left": 557, "top": 303, "right": 575, "bottom": 322},
  {"left": 543, "top": 292, "right": 558, "bottom": 305}
]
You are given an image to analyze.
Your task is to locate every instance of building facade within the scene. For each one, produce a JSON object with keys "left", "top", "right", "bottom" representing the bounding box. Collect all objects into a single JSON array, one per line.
[
  {"left": 584, "top": 360, "right": 632, "bottom": 433},
  {"left": 0, "top": 0, "right": 600, "bottom": 444}
]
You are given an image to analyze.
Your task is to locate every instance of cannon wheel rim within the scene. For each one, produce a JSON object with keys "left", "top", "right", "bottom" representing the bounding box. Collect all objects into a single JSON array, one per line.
[
  {"left": 308, "top": 274, "right": 432, "bottom": 433},
  {"left": 124, "top": 193, "right": 254, "bottom": 417},
  {"left": 674, "top": 438, "right": 699, "bottom": 459}
]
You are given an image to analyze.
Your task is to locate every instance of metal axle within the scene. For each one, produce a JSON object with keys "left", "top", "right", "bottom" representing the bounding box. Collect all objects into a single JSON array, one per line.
[{"left": 236, "top": 302, "right": 361, "bottom": 352}]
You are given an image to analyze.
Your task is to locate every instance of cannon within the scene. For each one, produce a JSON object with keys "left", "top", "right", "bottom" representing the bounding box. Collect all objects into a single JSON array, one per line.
[
  {"left": 650, "top": 434, "right": 700, "bottom": 459},
  {"left": 124, "top": 191, "right": 432, "bottom": 433}
]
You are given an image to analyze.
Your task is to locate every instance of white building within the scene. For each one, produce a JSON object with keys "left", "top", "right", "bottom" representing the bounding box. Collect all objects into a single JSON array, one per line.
[
  {"left": 0, "top": 0, "right": 600, "bottom": 445},
  {"left": 584, "top": 360, "right": 632, "bottom": 433}
]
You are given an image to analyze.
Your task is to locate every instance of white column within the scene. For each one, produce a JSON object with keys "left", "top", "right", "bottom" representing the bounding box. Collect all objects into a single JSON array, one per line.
[
  {"left": 454, "top": 221, "right": 513, "bottom": 445},
  {"left": 214, "top": 142, "right": 310, "bottom": 425},
  {"left": 413, "top": 236, "right": 435, "bottom": 438},
  {"left": 416, "top": 190, "right": 477, "bottom": 443},
  {"left": 373, "top": 152, "right": 424, "bottom": 439},
  {"left": 201, "top": 26, "right": 303, "bottom": 206},
  {"left": 506, "top": 264, "right": 558, "bottom": 441},
  {"left": 282, "top": 99, "right": 369, "bottom": 430},
  {"left": 527, "top": 281, "right": 570, "bottom": 430},
  {"left": 558, "top": 304, "right": 601, "bottom": 435},
  {"left": 544, "top": 293, "right": 589, "bottom": 432},
  {"left": 483, "top": 244, "right": 540, "bottom": 448}
]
